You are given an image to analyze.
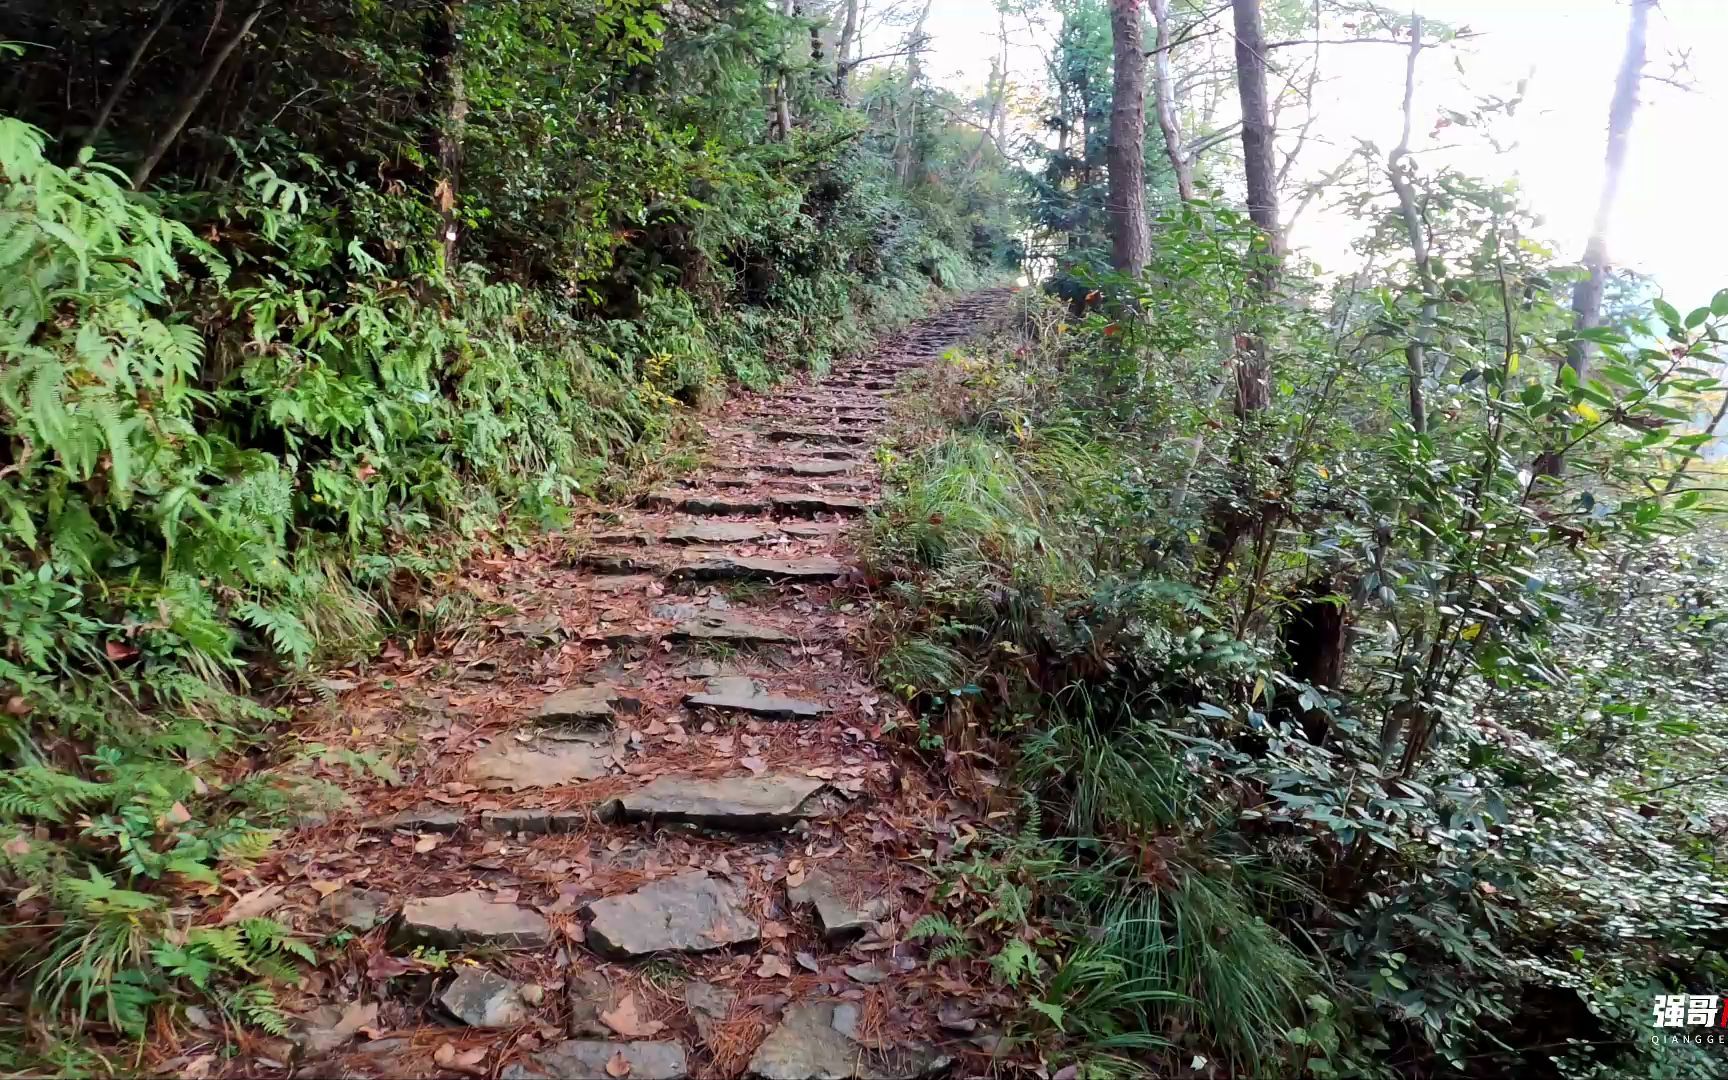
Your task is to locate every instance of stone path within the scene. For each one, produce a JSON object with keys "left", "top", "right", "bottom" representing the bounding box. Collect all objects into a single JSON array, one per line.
[{"left": 251, "top": 291, "right": 1014, "bottom": 1080}]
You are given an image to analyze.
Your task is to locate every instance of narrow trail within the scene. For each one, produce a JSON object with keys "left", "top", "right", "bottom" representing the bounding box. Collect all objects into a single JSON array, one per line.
[{"left": 247, "top": 290, "right": 1016, "bottom": 1080}]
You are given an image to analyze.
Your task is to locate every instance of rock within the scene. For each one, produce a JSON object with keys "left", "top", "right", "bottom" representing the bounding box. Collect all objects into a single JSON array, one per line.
[
  {"left": 397, "top": 891, "right": 553, "bottom": 950},
  {"left": 780, "top": 461, "right": 854, "bottom": 476},
  {"left": 652, "top": 602, "right": 701, "bottom": 621},
  {"left": 674, "top": 659, "right": 724, "bottom": 679},
  {"left": 590, "top": 574, "right": 656, "bottom": 595},
  {"left": 843, "top": 963, "right": 887, "bottom": 985},
  {"left": 537, "top": 685, "right": 638, "bottom": 724},
  {"left": 770, "top": 494, "right": 868, "bottom": 517},
  {"left": 663, "top": 521, "right": 770, "bottom": 544},
  {"left": 644, "top": 492, "right": 770, "bottom": 516},
  {"left": 764, "top": 429, "right": 869, "bottom": 446},
  {"left": 669, "top": 613, "right": 795, "bottom": 644},
  {"left": 566, "top": 971, "right": 615, "bottom": 1037},
  {"left": 509, "top": 615, "right": 565, "bottom": 639},
  {"left": 502, "top": 1041, "right": 688, "bottom": 1080},
  {"left": 787, "top": 870, "right": 888, "bottom": 946},
  {"left": 609, "top": 775, "right": 829, "bottom": 831},
  {"left": 440, "top": 969, "right": 534, "bottom": 1027},
  {"left": 671, "top": 555, "right": 845, "bottom": 583},
  {"left": 583, "top": 871, "right": 759, "bottom": 958},
  {"left": 319, "top": 887, "right": 391, "bottom": 932},
  {"left": 747, "top": 1002, "right": 951, "bottom": 1080},
  {"left": 481, "top": 808, "right": 587, "bottom": 835},
  {"left": 466, "top": 737, "right": 615, "bottom": 790},
  {"left": 684, "top": 981, "right": 736, "bottom": 1049},
  {"left": 366, "top": 805, "right": 466, "bottom": 833},
  {"left": 578, "top": 551, "right": 674, "bottom": 575},
  {"left": 778, "top": 522, "right": 845, "bottom": 538},
  {"left": 685, "top": 676, "right": 829, "bottom": 720}
]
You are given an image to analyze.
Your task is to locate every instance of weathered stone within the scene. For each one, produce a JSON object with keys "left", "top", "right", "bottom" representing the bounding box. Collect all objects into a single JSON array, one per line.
[
  {"left": 566, "top": 971, "right": 615, "bottom": 1037},
  {"left": 440, "top": 969, "right": 534, "bottom": 1027},
  {"left": 466, "top": 737, "right": 615, "bottom": 790},
  {"left": 645, "top": 492, "right": 770, "bottom": 516},
  {"left": 508, "top": 615, "right": 565, "bottom": 639},
  {"left": 671, "top": 555, "right": 845, "bottom": 583},
  {"left": 747, "top": 1002, "right": 952, "bottom": 1080},
  {"left": 318, "top": 887, "right": 391, "bottom": 932},
  {"left": 610, "top": 774, "right": 828, "bottom": 831},
  {"left": 787, "top": 869, "right": 887, "bottom": 945},
  {"left": 590, "top": 574, "right": 655, "bottom": 595},
  {"left": 684, "top": 980, "right": 737, "bottom": 1050},
  {"left": 685, "top": 676, "right": 829, "bottom": 721},
  {"left": 778, "top": 522, "right": 845, "bottom": 538},
  {"left": 663, "top": 521, "right": 770, "bottom": 544},
  {"left": 537, "top": 685, "right": 638, "bottom": 724},
  {"left": 771, "top": 494, "right": 867, "bottom": 517},
  {"left": 366, "top": 805, "right": 466, "bottom": 834},
  {"left": 481, "top": 808, "right": 587, "bottom": 835},
  {"left": 577, "top": 551, "right": 674, "bottom": 575},
  {"left": 396, "top": 891, "right": 552, "bottom": 950},
  {"left": 843, "top": 964, "right": 888, "bottom": 985},
  {"left": 779, "top": 460, "right": 854, "bottom": 476},
  {"left": 652, "top": 602, "right": 701, "bottom": 621},
  {"left": 583, "top": 871, "right": 759, "bottom": 958},
  {"left": 765, "top": 429, "right": 869, "bottom": 446},
  {"left": 502, "top": 1041, "right": 688, "bottom": 1080},
  {"left": 669, "top": 613, "right": 795, "bottom": 644}
]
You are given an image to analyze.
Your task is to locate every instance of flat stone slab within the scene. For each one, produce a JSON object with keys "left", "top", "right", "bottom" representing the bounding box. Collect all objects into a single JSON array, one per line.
[
  {"left": 610, "top": 774, "right": 828, "bottom": 830},
  {"left": 537, "top": 685, "right": 637, "bottom": 724},
  {"left": 319, "top": 887, "right": 391, "bottom": 932},
  {"left": 779, "top": 522, "right": 845, "bottom": 538},
  {"left": 577, "top": 551, "right": 674, "bottom": 575},
  {"left": 671, "top": 555, "right": 845, "bottom": 583},
  {"left": 366, "top": 806, "right": 465, "bottom": 833},
  {"left": 670, "top": 613, "right": 795, "bottom": 644},
  {"left": 788, "top": 869, "right": 888, "bottom": 944},
  {"left": 766, "top": 429, "right": 869, "bottom": 446},
  {"left": 779, "top": 460, "right": 854, "bottom": 476},
  {"left": 685, "top": 676, "right": 829, "bottom": 720},
  {"left": 590, "top": 574, "right": 656, "bottom": 595},
  {"left": 663, "top": 521, "right": 770, "bottom": 544},
  {"left": 645, "top": 492, "right": 770, "bottom": 515},
  {"left": 467, "top": 737, "right": 615, "bottom": 790},
  {"left": 771, "top": 494, "right": 868, "bottom": 516},
  {"left": 440, "top": 969, "right": 533, "bottom": 1027},
  {"left": 481, "top": 808, "right": 586, "bottom": 835},
  {"left": 748, "top": 1002, "right": 950, "bottom": 1080},
  {"left": 504, "top": 1041, "right": 689, "bottom": 1080},
  {"left": 397, "top": 891, "right": 552, "bottom": 950},
  {"left": 584, "top": 871, "right": 759, "bottom": 958}
]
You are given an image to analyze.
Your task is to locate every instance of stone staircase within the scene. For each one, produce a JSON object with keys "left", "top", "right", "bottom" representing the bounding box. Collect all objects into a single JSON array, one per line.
[{"left": 285, "top": 291, "right": 1013, "bottom": 1080}]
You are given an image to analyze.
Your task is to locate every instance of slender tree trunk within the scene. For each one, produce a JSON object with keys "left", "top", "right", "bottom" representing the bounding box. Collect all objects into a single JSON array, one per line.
[
  {"left": 1230, "top": 0, "right": 1279, "bottom": 415},
  {"left": 422, "top": 1, "right": 467, "bottom": 267},
  {"left": 1106, "top": 0, "right": 1149, "bottom": 274},
  {"left": 1567, "top": 0, "right": 1653, "bottom": 379},
  {"left": 895, "top": 0, "right": 933, "bottom": 183},
  {"left": 772, "top": 0, "right": 796, "bottom": 140},
  {"left": 1149, "top": 0, "right": 1194, "bottom": 202},
  {"left": 75, "top": 0, "right": 181, "bottom": 160},
  {"left": 1387, "top": 17, "right": 1432, "bottom": 435},
  {"left": 834, "top": 0, "right": 859, "bottom": 100},
  {"left": 130, "top": 0, "right": 269, "bottom": 189}
]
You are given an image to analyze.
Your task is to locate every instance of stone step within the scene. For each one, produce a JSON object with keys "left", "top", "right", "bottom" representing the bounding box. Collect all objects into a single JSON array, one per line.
[
  {"left": 749, "top": 1002, "right": 950, "bottom": 1080},
  {"left": 684, "top": 675, "right": 829, "bottom": 719},
  {"left": 668, "top": 554, "right": 845, "bottom": 583},
  {"left": 504, "top": 1041, "right": 688, "bottom": 1080},
  {"left": 583, "top": 870, "right": 759, "bottom": 958},
  {"left": 466, "top": 734, "right": 617, "bottom": 790},
  {"left": 765, "top": 428, "right": 871, "bottom": 446},
  {"left": 397, "top": 891, "right": 553, "bottom": 950},
  {"left": 607, "top": 773, "right": 829, "bottom": 830},
  {"left": 771, "top": 493, "right": 867, "bottom": 516},
  {"left": 642, "top": 491, "right": 768, "bottom": 515},
  {"left": 668, "top": 612, "right": 797, "bottom": 644},
  {"left": 537, "top": 684, "right": 638, "bottom": 723}
]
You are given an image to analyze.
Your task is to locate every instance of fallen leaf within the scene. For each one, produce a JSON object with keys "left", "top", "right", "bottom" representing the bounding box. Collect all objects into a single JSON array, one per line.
[
  {"left": 606, "top": 1050, "right": 632, "bottom": 1077},
  {"left": 366, "top": 951, "right": 415, "bottom": 980},
  {"left": 218, "top": 884, "right": 285, "bottom": 925},
  {"left": 433, "top": 1043, "right": 488, "bottom": 1075},
  {"left": 795, "top": 951, "right": 820, "bottom": 972},
  {"left": 306, "top": 1001, "right": 378, "bottom": 1054},
  {"left": 740, "top": 755, "right": 767, "bottom": 775},
  {"left": 309, "top": 879, "right": 347, "bottom": 898},
  {"left": 104, "top": 639, "right": 140, "bottom": 662},
  {"left": 413, "top": 833, "right": 445, "bottom": 853},
  {"left": 756, "top": 954, "right": 791, "bottom": 978},
  {"left": 600, "top": 994, "right": 666, "bottom": 1038}
]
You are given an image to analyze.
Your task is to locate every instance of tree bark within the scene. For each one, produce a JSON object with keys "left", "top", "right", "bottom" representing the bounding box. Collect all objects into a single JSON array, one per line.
[
  {"left": 771, "top": 0, "right": 796, "bottom": 140},
  {"left": 130, "top": 0, "right": 269, "bottom": 189},
  {"left": 422, "top": 1, "right": 467, "bottom": 267},
  {"left": 75, "top": 0, "right": 182, "bottom": 160},
  {"left": 1387, "top": 17, "right": 1432, "bottom": 435},
  {"left": 834, "top": 0, "right": 859, "bottom": 100},
  {"left": 1230, "top": 0, "right": 1279, "bottom": 414},
  {"left": 1107, "top": 0, "right": 1150, "bottom": 274},
  {"left": 1149, "top": 0, "right": 1194, "bottom": 202},
  {"left": 894, "top": 0, "right": 934, "bottom": 182},
  {"left": 1567, "top": 0, "right": 1653, "bottom": 379}
]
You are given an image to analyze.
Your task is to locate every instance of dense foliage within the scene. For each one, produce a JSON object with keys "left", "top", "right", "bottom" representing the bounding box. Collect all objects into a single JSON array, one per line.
[{"left": 0, "top": 0, "right": 1016, "bottom": 1062}]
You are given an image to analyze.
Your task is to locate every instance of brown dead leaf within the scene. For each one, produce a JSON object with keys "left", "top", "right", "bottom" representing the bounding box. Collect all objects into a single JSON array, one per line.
[
  {"left": 366, "top": 951, "right": 415, "bottom": 980},
  {"left": 606, "top": 1050, "right": 632, "bottom": 1077},
  {"left": 306, "top": 1000, "right": 377, "bottom": 1054},
  {"left": 600, "top": 994, "right": 666, "bottom": 1038},
  {"left": 218, "top": 884, "right": 285, "bottom": 925},
  {"left": 740, "top": 755, "right": 767, "bottom": 775},
  {"left": 755, "top": 954, "right": 791, "bottom": 978},
  {"left": 433, "top": 1043, "right": 487, "bottom": 1076},
  {"left": 413, "top": 833, "right": 445, "bottom": 854}
]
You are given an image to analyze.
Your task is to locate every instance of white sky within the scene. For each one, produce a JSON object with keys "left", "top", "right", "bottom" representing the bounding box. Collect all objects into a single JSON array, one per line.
[{"left": 910, "top": 0, "right": 1728, "bottom": 305}]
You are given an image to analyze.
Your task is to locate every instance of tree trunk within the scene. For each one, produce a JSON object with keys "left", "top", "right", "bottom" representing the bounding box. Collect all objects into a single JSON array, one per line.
[
  {"left": 130, "top": 0, "right": 269, "bottom": 189},
  {"left": 771, "top": 0, "right": 796, "bottom": 140},
  {"left": 75, "top": 0, "right": 181, "bottom": 160},
  {"left": 895, "top": 0, "right": 934, "bottom": 183},
  {"left": 1230, "top": 0, "right": 1279, "bottom": 415},
  {"left": 1387, "top": 17, "right": 1432, "bottom": 435},
  {"left": 834, "top": 0, "right": 859, "bottom": 101},
  {"left": 1149, "top": 0, "right": 1194, "bottom": 202},
  {"left": 1567, "top": 0, "right": 1652, "bottom": 379},
  {"left": 422, "top": 1, "right": 467, "bottom": 267},
  {"left": 1106, "top": 0, "right": 1149, "bottom": 274}
]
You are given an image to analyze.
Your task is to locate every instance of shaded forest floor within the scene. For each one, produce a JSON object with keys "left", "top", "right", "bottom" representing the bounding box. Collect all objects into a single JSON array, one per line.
[{"left": 169, "top": 290, "right": 1019, "bottom": 1080}]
